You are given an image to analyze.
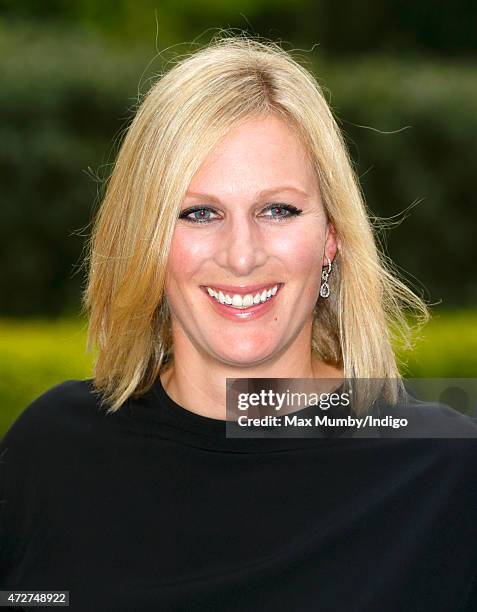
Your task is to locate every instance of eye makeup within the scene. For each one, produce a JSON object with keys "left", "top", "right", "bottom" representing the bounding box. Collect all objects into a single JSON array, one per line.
[{"left": 178, "top": 203, "right": 303, "bottom": 224}]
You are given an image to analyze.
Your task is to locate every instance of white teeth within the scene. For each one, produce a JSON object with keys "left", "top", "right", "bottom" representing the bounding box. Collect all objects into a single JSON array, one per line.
[{"left": 205, "top": 284, "right": 280, "bottom": 309}]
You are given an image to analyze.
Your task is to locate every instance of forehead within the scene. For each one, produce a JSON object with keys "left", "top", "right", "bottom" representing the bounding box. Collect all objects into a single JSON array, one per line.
[{"left": 187, "top": 115, "right": 318, "bottom": 197}]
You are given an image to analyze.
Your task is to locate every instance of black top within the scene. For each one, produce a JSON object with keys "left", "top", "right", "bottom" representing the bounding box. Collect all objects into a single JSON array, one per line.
[{"left": 1, "top": 376, "right": 476, "bottom": 611}]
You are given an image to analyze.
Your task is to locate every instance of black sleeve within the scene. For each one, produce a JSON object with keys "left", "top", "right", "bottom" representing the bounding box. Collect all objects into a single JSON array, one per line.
[
  {"left": 0, "top": 381, "right": 79, "bottom": 579},
  {"left": 458, "top": 571, "right": 477, "bottom": 611}
]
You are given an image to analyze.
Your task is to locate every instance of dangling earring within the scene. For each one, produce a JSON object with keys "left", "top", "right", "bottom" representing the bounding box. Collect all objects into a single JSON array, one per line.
[{"left": 319, "top": 257, "right": 332, "bottom": 298}]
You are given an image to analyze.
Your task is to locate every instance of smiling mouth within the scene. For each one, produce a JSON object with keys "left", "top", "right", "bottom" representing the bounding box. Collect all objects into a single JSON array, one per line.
[{"left": 200, "top": 283, "right": 284, "bottom": 309}]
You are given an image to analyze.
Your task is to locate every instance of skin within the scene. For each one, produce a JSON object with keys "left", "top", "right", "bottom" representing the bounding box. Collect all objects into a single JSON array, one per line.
[{"left": 160, "top": 114, "right": 342, "bottom": 420}]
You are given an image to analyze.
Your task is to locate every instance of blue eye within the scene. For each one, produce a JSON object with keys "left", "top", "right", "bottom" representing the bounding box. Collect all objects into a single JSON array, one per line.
[
  {"left": 178, "top": 203, "right": 303, "bottom": 224},
  {"left": 263, "top": 204, "right": 303, "bottom": 221},
  {"left": 179, "top": 206, "right": 217, "bottom": 224},
  {"left": 191, "top": 209, "right": 213, "bottom": 222}
]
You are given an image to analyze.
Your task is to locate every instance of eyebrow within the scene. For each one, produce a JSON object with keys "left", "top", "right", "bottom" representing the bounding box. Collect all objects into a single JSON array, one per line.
[{"left": 185, "top": 185, "right": 310, "bottom": 201}]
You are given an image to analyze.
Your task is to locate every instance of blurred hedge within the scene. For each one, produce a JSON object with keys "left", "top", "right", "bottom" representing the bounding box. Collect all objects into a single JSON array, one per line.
[
  {"left": 1, "top": 310, "right": 476, "bottom": 438},
  {"left": 0, "top": 316, "right": 93, "bottom": 436},
  {"left": 3, "top": 0, "right": 477, "bottom": 58},
  {"left": 1, "top": 24, "right": 476, "bottom": 316}
]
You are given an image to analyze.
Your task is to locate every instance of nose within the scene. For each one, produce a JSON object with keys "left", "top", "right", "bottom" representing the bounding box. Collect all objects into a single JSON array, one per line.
[{"left": 214, "top": 214, "right": 268, "bottom": 276}]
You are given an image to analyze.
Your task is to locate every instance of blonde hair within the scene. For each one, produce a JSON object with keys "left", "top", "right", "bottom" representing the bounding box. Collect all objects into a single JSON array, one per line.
[{"left": 82, "top": 33, "right": 430, "bottom": 416}]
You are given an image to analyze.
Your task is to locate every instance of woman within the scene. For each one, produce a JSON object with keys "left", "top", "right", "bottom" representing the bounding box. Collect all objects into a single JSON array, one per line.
[{"left": 1, "top": 35, "right": 476, "bottom": 611}]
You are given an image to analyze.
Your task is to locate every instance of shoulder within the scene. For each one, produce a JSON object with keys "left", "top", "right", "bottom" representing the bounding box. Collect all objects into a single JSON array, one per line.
[
  {"left": 376, "top": 393, "right": 477, "bottom": 474},
  {"left": 0, "top": 379, "right": 107, "bottom": 467},
  {"left": 378, "top": 390, "right": 477, "bottom": 438},
  {"left": 0, "top": 380, "right": 113, "bottom": 566},
  {"left": 3, "top": 378, "right": 101, "bottom": 433},
  {"left": 0, "top": 379, "right": 124, "bottom": 519}
]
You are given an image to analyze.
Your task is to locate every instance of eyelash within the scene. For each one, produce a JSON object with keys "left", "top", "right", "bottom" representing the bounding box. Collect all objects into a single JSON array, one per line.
[{"left": 178, "top": 203, "right": 303, "bottom": 224}]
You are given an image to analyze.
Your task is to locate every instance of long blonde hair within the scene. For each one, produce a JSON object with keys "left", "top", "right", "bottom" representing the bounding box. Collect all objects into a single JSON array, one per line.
[{"left": 82, "top": 33, "right": 430, "bottom": 416}]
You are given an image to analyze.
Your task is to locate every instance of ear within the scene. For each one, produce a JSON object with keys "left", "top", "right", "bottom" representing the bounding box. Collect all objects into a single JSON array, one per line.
[{"left": 323, "top": 221, "right": 339, "bottom": 266}]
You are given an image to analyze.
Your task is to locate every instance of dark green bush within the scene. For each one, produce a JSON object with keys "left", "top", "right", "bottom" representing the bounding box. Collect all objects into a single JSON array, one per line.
[{"left": 1, "top": 25, "right": 476, "bottom": 315}]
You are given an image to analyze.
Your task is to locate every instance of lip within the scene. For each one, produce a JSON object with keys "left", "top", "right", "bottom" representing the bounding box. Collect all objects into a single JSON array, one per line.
[
  {"left": 201, "top": 283, "right": 284, "bottom": 322},
  {"left": 199, "top": 282, "right": 282, "bottom": 296}
]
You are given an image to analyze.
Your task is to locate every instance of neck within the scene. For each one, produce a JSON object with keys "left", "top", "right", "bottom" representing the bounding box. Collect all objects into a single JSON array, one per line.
[{"left": 160, "top": 338, "right": 343, "bottom": 421}]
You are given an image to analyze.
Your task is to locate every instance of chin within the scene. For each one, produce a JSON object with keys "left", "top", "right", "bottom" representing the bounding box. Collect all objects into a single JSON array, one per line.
[{"left": 211, "top": 346, "right": 276, "bottom": 368}]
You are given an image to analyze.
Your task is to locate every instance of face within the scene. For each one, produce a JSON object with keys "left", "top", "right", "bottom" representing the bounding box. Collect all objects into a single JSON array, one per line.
[{"left": 164, "top": 114, "right": 337, "bottom": 367}]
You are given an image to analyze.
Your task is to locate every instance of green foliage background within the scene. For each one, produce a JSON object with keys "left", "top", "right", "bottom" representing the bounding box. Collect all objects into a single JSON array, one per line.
[
  {"left": 1, "top": 24, "right": 476, "bottom": 316},
  {"left": 1, "top": 2, "right": 476, "bottom": 435}
]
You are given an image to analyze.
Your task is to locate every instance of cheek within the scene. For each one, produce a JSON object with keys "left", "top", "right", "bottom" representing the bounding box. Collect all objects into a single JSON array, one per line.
[
  {"left": 271, "top": 226, "right": 324, "bottom": 309},
  {"left": 167, "top": 228, "right": 212, "bottom": 277},
  {"left": 271, "top": 226, "right": 323, "bottom": 272}
]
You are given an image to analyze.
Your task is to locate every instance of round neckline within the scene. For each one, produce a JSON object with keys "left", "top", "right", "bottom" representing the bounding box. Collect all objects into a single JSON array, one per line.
[
  {"left": 135, "top": 373, "right": 356, "bottom": 452},
  {"left": 152, "top": 373, "right": 230, "bottom": 434}
]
